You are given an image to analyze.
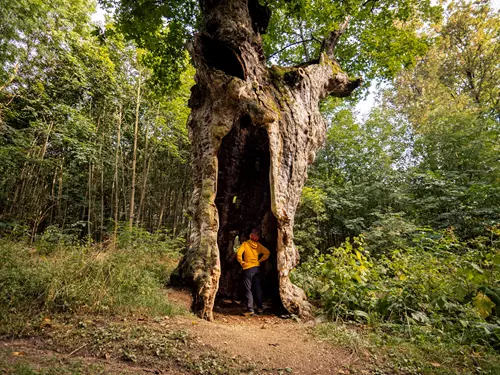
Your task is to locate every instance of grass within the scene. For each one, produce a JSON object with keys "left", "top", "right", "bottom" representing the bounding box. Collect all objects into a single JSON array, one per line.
[
  {"left": 0, "top": 237, "right": 185, "bottom": 337},
  {"left": 0, "top": 355, "right": 111, "bottom": 375},
  {"left": 0, "top": 236, "right": 254, "bottom": 374},
  {"left": 312, "top": 321, "right": 500, "bottom": 375}
]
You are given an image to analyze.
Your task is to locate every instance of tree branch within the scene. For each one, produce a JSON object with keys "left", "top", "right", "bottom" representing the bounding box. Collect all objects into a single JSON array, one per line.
[
  {"left": 299, "top": 22, "right": 310, "bottom": 61},
  {"left": 321, "top": 16, "right": 352, "bottom": 60},
  {"left": 268, "top": 38, "right": 317, "bottom": 59},
  {"left": 362, "top": 0, "right": 380, "bottom": 13}
]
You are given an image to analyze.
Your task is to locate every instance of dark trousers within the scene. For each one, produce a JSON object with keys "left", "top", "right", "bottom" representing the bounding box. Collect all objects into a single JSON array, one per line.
[{"left": 242, "top": 266, "right": 262, "bottom": 312}]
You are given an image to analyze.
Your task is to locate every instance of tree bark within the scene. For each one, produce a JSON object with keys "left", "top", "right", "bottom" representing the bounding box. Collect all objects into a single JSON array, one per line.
[
  {"left": 88, "top": 161, "right": 93, "bottom": 240},
  {"left": 136, "top": 105, "right": 154, "bottom": 226},
  {"left": 129, "top": 70, "right": 142, "bottom": 231},
  {"left": 100, "top": 140, "right": 105, "bottom": 242},
  {"left": 57, "top": 158, "right": 63, "bottom": 222},
  {"left": 174, "top": 0, "right": 360, "bottom": 321},
  {"left": 113, "top": 107, "right": 122, "bottom": 249}
]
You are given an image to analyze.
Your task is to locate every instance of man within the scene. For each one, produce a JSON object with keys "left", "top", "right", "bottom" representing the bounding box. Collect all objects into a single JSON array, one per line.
[{"left": 236, "top": 228, "right": 270, "bottom": 316}]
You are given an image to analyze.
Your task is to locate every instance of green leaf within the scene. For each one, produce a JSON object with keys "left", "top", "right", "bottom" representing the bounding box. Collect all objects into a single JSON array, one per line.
[
  {"left": 354, "top": 310, "right": 369, "bottom": 320},
  {"left": 473, "top": 292, "right": 495, "bottom": 318},
  {"left": 320, "top": 284, "right": 330, "bottom": 293},
  {"left": 411, "top": 311, "right": 429, "bottom": 324},
  {"left": 469, "top": 262, "right": 484, "bottom": 274}
]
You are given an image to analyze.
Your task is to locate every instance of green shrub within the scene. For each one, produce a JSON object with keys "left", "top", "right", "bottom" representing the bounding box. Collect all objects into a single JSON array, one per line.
[
  {"left": 292, "top": 226, "right": 500, "bottom": 349},
  {"left": 35, "top": 225, "right": 80, "bottom": 255},
  {"left": 116, "top": 224, "right": 185, "bottom": 254}
]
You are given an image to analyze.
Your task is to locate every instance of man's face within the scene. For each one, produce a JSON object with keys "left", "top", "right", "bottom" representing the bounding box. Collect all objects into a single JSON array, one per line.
[{"left": 250, "top": 232, "right": 260, "bottom": 242}]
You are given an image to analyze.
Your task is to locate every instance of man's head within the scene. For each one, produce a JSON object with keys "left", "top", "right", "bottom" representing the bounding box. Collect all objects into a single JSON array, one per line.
[{"left": 249, "top": 228, "right": 260, "bottom": 242}]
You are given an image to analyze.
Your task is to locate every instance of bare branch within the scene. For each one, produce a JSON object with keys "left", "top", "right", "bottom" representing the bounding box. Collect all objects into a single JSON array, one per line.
[
  {"left": 268, "top": 38, "right": 317, "bottom": 59},
  {"left": 362, "top": 0, "right": 381, "bottom": 12}
]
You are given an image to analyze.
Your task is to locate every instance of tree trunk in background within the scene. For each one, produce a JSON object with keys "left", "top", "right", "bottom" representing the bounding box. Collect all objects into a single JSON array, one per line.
[
  {"left": 129, "top": 71, "right": 142, "bottom": 231},
  {"left": 50, "top": 166, "right": 57, "bottom": 224},
  {"left": 57, "top": 159, "right": 63, "bottom": 222},
  {"left": 174, "top": 0, "right": 360, "bottom": 321},
  {"left": 136, "top": 106, "right": 153, "bottom": 226},
  {"left": 113, "top": 108, "right": 122, "bottom": 249},
  {"left": 87, "top": 161, "right": 93, "bottom": 240},
  {"left": 100, "top": 139, "right": 105, "bottom": 242}
]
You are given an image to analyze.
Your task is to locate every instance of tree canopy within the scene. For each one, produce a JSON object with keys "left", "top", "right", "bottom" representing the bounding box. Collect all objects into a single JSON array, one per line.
[{"left": 101, "top": 0, "right": 442, "bottom": 93}]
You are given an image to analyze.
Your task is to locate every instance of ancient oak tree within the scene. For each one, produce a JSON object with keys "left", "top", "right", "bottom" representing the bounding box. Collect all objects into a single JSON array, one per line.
[{"left": 174, "top": 0, "right": 360, "bottom": 320}]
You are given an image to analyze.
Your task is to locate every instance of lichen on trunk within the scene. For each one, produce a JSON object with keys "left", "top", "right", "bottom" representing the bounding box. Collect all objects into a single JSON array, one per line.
[{"left": 173, "top": 0, "right": 361, "bottom": 321}]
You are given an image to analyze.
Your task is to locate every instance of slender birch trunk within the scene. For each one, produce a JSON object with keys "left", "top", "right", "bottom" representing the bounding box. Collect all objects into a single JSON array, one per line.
[
  {"left": 57, "top": 159, "right": 63, "bottom": 223},
  {"left": 113, "top": 107, "right": 122, "bottom": 249},
  {"left": 128, "top": 70, "right": 142, "bottom": 231},
  {"left": 136, "top": 103, "right": 156, "bottom": 225},
  {"left": 87, "top": 161, "right": 93, "bottom": 241}
]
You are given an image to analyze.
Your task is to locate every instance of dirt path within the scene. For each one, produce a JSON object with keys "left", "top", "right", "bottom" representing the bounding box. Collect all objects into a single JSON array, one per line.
[
  {"left": 168, "top": 289, "right": 363, "bottom": 375},
  {"left": 0, "top": 289, "right": 370, "bottom": 375}
]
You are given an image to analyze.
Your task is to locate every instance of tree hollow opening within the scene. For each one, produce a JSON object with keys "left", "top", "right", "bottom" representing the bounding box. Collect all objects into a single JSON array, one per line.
[
  {"left": 215, "top": 115, "right": 280, "bottom": 311},
  {"left": 201, "top": 35, "right": 246, "bottom": 80}
]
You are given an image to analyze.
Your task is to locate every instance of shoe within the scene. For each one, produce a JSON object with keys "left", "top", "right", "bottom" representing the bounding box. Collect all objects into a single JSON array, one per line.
[
  {"left": 241, "top": 310, "right": 254, "bottom": 317},
  {"left": 255, "top": 308, "right": 263, "bottom": 315}
]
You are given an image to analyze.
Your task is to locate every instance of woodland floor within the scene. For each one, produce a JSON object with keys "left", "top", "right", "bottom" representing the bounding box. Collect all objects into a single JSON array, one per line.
[{"left": 0, "top": 289, "right": 386, "bottom": 375}]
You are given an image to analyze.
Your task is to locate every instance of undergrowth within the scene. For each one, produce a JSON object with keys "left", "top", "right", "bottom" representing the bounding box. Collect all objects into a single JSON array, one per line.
[
  {"left": 293, "top": 226, "right": 500, "bottom": 374},
  {"left": 313, "top": 322, "right": 500, "bottom": 375},
  {"left": 0, "top": 226, "right": 186, "bottom": 336}
]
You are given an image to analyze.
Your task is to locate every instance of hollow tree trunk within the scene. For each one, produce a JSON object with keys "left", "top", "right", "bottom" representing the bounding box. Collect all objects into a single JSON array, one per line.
[{"left": 174, "top": 0, "right": 360, "bottom": 321}]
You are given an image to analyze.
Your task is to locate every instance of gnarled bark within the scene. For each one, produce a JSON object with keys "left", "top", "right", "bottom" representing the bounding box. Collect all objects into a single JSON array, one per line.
[{"left": 174, "top": 0, "right": 360, "bottom": 321}]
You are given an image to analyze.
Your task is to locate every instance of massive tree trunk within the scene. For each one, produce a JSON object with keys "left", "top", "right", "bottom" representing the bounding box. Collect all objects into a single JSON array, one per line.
[{"left": 174, "top": 0, "right": 360, "bottom": 321}]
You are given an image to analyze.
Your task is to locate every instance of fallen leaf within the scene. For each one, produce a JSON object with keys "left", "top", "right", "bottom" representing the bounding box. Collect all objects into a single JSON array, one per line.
[
  {"left": 12, "top": 352, "right": 25, "bottom": 356},
  {"left": 430, "top": 362, "right": 441, "bottom": 367},
  {"left": 40, "top": 317, "right": 52, "bottom": 328}
]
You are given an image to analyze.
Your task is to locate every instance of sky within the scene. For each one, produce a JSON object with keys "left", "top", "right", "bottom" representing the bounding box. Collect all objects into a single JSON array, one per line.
[
  {"left": 354, "top": 81, "right": 382, "bottom": 121},
  {"left": 91, "top": 5, "right": 106, "bottom": 23}
]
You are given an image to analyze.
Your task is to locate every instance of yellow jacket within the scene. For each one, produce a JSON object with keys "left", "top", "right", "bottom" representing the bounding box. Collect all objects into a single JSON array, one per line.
[{"left": 236, "top": 240, "right": 270, "bottom": 270}]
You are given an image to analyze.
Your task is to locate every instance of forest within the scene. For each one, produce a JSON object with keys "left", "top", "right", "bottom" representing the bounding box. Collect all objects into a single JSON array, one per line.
[{"left": 0, "top": 0, "right": 499, "bottom": 374}]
